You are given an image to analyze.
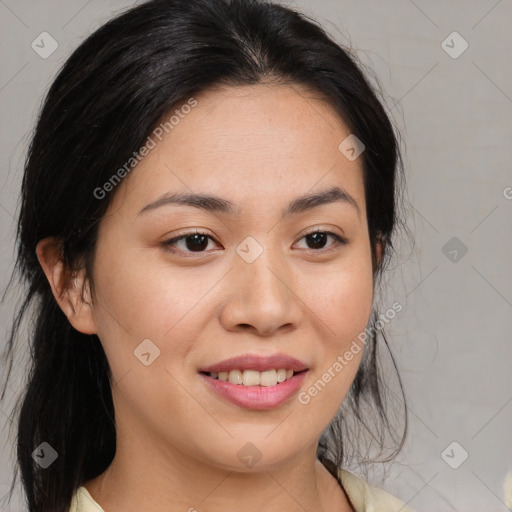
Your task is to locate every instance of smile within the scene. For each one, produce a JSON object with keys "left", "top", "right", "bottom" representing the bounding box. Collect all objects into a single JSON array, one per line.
[{"left": 203, "top": 368, "right": 298, "bottom": 386}]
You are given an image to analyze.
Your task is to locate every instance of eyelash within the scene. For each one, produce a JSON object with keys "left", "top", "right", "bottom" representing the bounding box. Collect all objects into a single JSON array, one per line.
[{"left": 161, "top": 228, "right": 348, "bottom": 257}]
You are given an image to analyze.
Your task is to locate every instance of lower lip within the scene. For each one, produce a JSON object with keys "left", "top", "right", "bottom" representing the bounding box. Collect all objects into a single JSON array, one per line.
[{"left": 199, "top": 371, "right": 308, "bottom": 410}]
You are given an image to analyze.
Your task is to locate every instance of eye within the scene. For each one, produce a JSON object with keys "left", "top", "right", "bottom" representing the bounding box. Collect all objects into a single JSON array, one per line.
[
  {"left": 162, "top": 229, "right": 218, "bottom": 256},
  {"left": 294, "top": 229, "right": 348, "bottom": 252}
]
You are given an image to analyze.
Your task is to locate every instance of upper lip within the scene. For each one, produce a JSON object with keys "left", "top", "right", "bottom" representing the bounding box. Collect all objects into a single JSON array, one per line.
[{"left": 199, "top": 354, "right": 309, "bottom": 373}]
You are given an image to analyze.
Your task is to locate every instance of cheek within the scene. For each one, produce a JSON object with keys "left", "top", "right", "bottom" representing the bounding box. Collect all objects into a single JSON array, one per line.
[
  {"left": 300, "top": 252, "right": 375, "bottom": 345},
  {"left": 328, "top": 270, "right": 374, "bottom": 340},
  {"left": 90, "top": 240, "right": 211, "bottom": 387},
  {"left": 89, "top": 245, "right": 209, "bottom": 442},
  {"left": 92, "top": 242, "right": 202, "bottom": 336},
  {"left": 296, "top": 245, "right": 374, "bottom": 405}
]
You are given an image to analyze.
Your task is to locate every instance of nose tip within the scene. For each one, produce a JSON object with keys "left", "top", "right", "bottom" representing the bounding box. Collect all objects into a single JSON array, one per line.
[{"left": 219, "top": 255, "right": 302, "bottom": 336}]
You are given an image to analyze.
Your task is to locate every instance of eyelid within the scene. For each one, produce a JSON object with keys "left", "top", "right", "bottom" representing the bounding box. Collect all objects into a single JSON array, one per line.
[
  {"left": 161, "top": 229, "right": 219, "bottom": 257},
  {"left": 297, "top": 226, "right": 347, "bottom": 242},
  {"left": 293, "top": 228, "right": 348, "bottom": 253}
]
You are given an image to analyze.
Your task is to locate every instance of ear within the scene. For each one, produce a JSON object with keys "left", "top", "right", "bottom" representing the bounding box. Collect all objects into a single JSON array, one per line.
[
  {"left": 376, "top": 236, "right": 385, "bottom": 267},
  {"left": 373, "top": 234, "right": 386, "bottom": 275},
  {"left": 36, "top": 237, "right": 97, "bottom": 335}
]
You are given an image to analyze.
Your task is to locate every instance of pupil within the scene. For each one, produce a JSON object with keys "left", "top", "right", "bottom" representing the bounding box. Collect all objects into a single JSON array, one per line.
[
  {"left": 307, "top": 232, "right": 327, "bottom": 249},
  {"left": 186, "top": 234, "right": 209, "bottom": 252}
]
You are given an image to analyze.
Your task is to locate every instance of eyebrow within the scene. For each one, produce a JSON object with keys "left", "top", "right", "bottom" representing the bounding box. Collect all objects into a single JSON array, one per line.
[{"left": 137, "top": 186, "right": 360, "bottom": 219}]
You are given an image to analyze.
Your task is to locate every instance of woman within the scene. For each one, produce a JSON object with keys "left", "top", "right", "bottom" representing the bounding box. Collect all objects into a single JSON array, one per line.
[{"left": 1, "top": 0, "right": 413, "bottom": 510}]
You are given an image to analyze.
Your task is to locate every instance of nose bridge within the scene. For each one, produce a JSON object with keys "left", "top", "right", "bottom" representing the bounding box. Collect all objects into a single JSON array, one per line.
[
  {"left": 237, "top": 236, "right": 290, "bottom": 302},
  {"left": 220, "top": 235, "right": 301, "bottom": 334}
]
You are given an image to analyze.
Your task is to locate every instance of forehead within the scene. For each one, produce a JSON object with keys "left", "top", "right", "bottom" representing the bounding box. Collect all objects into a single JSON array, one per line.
[{"left": 106, "top": 83, "right": 366, "bottom": 219}]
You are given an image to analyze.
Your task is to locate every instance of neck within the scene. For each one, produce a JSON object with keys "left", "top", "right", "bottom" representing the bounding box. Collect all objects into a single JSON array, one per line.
[{"left": 84, "top": 433, "right": 353, "bottom": 512}]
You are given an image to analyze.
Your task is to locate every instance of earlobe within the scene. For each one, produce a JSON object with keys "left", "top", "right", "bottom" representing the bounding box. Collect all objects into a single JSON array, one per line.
[
  {"left": 376, "top": 238, "right": 384, "bottom": 268},
  {"left": 35, "top": 237, "right": 97, "bottom": 335},
  {"left": 372, "top": 235, "right": 386, "bottom": 280}
]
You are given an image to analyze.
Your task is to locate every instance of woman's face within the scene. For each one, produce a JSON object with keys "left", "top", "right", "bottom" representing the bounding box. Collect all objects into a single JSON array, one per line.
[{"left": 87, "top": 83, "right": 377, "bottom": 472}]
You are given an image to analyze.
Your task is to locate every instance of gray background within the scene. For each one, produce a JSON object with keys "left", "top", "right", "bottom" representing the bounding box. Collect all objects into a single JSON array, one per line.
[{"left": 1, "top": 1, "right": 511, "bottom": 511}]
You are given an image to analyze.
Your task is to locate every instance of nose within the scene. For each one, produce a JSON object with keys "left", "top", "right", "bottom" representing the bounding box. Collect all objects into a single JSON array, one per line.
[{"left": 218, "top": 246, "right": 303, "bottom": 337}]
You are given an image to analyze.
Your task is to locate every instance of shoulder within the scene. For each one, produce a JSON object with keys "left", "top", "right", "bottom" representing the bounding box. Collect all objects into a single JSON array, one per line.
[
  {"left": 337, "top": 468, "right": 415, "bottom": 512},
  {"left": 69, "top": 486, "right": 106, "bottom": 512}
]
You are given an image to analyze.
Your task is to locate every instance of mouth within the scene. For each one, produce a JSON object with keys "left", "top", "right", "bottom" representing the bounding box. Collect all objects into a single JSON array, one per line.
[{"left": 197, "top": 354, "right": 309, "bottom": 410}]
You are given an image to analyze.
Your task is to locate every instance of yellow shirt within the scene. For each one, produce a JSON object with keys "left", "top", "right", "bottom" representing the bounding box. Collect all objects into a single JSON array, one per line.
[{"left": 69, "top": 468, "right": 414, "bottom": 512}]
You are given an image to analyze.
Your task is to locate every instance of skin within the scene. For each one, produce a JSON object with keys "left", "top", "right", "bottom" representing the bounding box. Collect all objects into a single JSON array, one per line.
[{"left": 37, "top": 83, "right": 383, "bottom": 512}]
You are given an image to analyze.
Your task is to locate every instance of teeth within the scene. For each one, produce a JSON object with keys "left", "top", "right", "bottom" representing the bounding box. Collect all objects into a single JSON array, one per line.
[
  {"left": 260, "top": 370, "right": 277, "bottom": 387},
  {"left": 242, "top": 370, "right": 260, "bottom": 386},
  {"left": 211, "top": 368, "right": 298, "bottom": 386},
  {"left": 228, "top": 370, "right": 243, "bottom": 385}
]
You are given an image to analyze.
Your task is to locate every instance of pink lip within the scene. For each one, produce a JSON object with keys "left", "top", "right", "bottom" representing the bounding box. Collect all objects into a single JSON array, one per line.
[
  {"left": 199, "top": 371, "right": 308, "bottom": 410},
  {"left": 198, "top": 353, "right": 308, "bottom": 373}
]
